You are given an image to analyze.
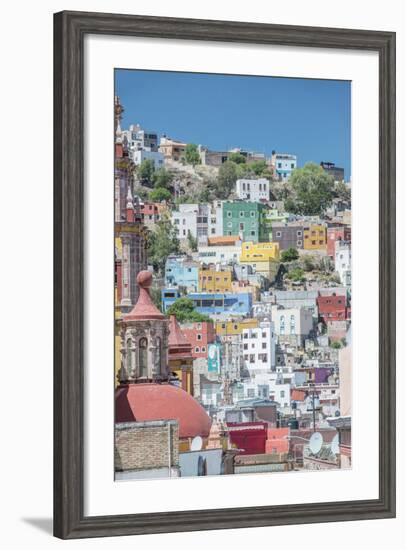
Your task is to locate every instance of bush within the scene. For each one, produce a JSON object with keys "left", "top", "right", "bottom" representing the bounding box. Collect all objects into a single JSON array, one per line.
[{"left": 281, "top": 247, "right": 299, "bottom": 262}]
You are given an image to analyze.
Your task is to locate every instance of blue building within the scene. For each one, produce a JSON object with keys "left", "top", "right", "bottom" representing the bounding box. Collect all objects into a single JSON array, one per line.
[
  {"left": 164, "top": 256, "right": 199, "bottom": 291},
  {"left": 188, "top": 292, "right": 252, "bottom": 316},
  {"left": 161, "top": 288, "right": 182, "bottom": 312}
]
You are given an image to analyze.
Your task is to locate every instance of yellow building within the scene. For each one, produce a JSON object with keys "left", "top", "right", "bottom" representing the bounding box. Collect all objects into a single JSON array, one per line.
[
  {"left": 240, "top": 241, "right": 280, "bottom": 262},
  {"left": 215, "top": 318, "right": 259, "bottom": 339},
  {"left": 239, "top": 241, "right": 280, "bottom": 279},
  {"left": 199, "top": 267, "right": 233, "bottom": 293},
  {"left": 303, "top": 224, "right": 327, "bottom": 250}
]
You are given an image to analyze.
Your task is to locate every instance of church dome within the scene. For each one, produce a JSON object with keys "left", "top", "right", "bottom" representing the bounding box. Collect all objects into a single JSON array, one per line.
[{"left": 115, "top": 383, "right": 212, "bottom": 439}]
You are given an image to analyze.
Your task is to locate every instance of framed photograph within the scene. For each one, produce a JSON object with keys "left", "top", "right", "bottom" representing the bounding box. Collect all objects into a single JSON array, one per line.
[{"left": 54, "top": 11, "right": 396, "bottom": 539}]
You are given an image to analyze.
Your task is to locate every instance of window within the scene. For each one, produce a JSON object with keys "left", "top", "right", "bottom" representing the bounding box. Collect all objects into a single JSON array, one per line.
[
  {"left": 195, "top": 347, "right": 200, "bottom": 353},
  {"left": 290, "top": 315, "right": 296, "bottom": 334},
  {"left": 139, "top": 337, "right": 148, "bottom": 377},
  {"left": 244, "top": 343, "right": 248, "bottom": 350},
  {"left": 240, "top": 223, "right": 245, "bottom": 230},
  {"left": 280, "top": 390, "right": 285, "bottom": 398},
  {"left": 297, "top": 240, "right": 302, "bottom": 246},
  {"left": 280, "top": 315, "right": 285, "bottom": 335},
  {"left": 297, "top": 231, "right": 302, "bottom": 237},
  {"left": 197, "top": 334, "right": 202, "bottom": 340},
  {"left": 227, "top": 211, "right": 232, "bottom": 218},
  {"left": 250, "top": 211, "right": 255, "bottom": 217},
  {"left": 201, "top": 346, "right": 206, "bottom": 353},
  {"left": 276, "top": 231, "right": 282, "bottom": 238},
  {"left": 262, "top": 342, "right": 267, "bottom": 349}
]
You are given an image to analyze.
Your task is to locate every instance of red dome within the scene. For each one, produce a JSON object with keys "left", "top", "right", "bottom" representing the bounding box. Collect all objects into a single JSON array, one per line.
[{"left": 115, "top": 383, "right": 212, "bottom": 439}]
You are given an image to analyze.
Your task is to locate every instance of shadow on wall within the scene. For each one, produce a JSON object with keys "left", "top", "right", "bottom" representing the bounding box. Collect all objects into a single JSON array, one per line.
[{"left": 21, "top": 518, "right": 53, "bottom": 535}]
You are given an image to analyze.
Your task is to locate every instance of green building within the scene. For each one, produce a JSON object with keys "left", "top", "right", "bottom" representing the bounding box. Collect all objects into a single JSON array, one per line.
[{"left": 222, "top": 201, "right": 268, "bottom": 242}]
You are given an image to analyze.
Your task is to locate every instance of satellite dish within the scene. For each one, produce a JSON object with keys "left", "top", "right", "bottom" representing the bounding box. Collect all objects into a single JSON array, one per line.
[
  {"left": 191, "top": 436, "right": 203, "bottom": 451},
  {"left": 309, "top": 432, "right": 323, "bottom": 454},
  {"left": 331, "top": 434, "right": 339, "bottom": 455}
]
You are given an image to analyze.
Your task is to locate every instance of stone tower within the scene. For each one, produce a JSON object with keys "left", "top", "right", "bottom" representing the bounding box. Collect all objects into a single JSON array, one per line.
[{"left": 118, "top": 271, "right": 170, "bottom": 385}]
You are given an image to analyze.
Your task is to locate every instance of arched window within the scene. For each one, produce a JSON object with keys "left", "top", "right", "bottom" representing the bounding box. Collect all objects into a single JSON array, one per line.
[
  {"left": 139, "top": 337, "right": 148, "bottom": 378},
  {"left": 126, "top": 339, "right": 132, "bottom": 373},
  {"left": 290, "top": 314, "right": 296, "bottom": 334},
  {"left": 156, "top": 337, "right": 162, "bottom": 374}
]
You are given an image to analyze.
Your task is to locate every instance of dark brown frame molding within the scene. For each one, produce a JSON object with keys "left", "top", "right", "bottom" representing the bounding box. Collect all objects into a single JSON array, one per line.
[{"left": 54, "top": 10, "right": 396, "bottom": 539}]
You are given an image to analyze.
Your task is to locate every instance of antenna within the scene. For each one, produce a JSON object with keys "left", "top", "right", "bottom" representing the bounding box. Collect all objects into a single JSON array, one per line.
[
  {"left": 331, "top": 434, "right": 339, "bottom": 455},
  {"left": 190, "top": 435, "right": 203, "bottom": 451},
  {"left": 309, "top": 432, "right": 323, "bottom": 454}
]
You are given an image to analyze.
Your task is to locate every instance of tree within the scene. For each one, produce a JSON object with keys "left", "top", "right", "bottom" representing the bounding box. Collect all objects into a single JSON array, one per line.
[
  {"left": 187, "top": 230, "right": 198, "bottom": 252},
  {"left": 216, "top": 161, "right": 238, "bottom": 198},
  {"left": 330, "top": 340, "right": 342, "bottom": 349},
  {"left": 281, "top": 247, "right": 299, "bottom": 262},
  {"left": 334, "top": 181, "right": 351, "bottom": 203},
  {"left": 249, "top": 160, "right": 267, "bottom": 175},
  {"left": 150, "top": 286, "right": 163, "bottom": 311},
  {"left": 137, "top": 159, "right": 155, "bottom": 186},
  {"left": 185, "top": 143, "right": 201, "bottom": 166},
  {"left": 149, "top": 187, "right": 171, "bottom": 202},
  {"left": 147, "top": 220, "right": 180, "bottom": 273},
  {"left": 153, "top": 167, "right": 173, "bottom": 190},
  {"left": 228, "top": 152, "right": 246, "bottom": 164},
  {"left": 167, "top": 297, "right": 212, "bottom": 323},
  {"left": 289, "top": 163, "right": 335, "bottom": 215}
]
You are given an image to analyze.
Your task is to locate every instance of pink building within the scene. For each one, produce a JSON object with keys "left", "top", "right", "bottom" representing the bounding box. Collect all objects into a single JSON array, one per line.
[
  {"left": 327, "top": 225, "right": 351, "bottom": 257},
  {"left": 181, "top": 321, "right": 216, "bottom": 359}
]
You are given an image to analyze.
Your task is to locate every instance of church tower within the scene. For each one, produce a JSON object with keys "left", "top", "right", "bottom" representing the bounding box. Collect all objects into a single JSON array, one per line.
[{"left": 118, "top": 270, "right": 170, "bottom": 385}]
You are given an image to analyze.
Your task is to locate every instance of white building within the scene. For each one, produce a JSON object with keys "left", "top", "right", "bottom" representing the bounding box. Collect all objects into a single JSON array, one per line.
[
  {"left": 271, "top": 305, "right": 314, "bottom": 346},
  {"left": 271, "top": 152, "right": 297, "bottom": 182},
  {"left": 207, "top": 200, "right": 223, "bottom": 237},
  {"left": 197, "top": 242, "right": 242, "bottom": 265},
  {"left": 242, "top": 320, "right": 276, "bottom": 376},
  {"left": 172, "top": 204, "right": 198, "bottom": 240},
  {"left": 236, "top": 178, "right": 270, "bottom": 202},
  {"left": 242, "top": 372, "right": 291, "bottom": 410},
  {"left": 334, "top": 240, "right": 351, "bottom": 287},
  {"left": 122, "top": 124, "right": 159, "bottom": 151},
  {"left": 133, "top": 149, "right": 164, "bottom": 169}
]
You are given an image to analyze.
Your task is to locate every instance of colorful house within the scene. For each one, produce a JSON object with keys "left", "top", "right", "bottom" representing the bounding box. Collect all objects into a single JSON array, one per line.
[
  {"left": 188, "top": 292, "right": 252, "bottom": 316},
  {"left": 215, "top": 318, "right": 259, "bottom": 339},
  {"left": 303, "top": 223, "right": 327, "bottom": 251},
  {"left": 165, "top": 256, "right": 199, "bottom": 291},
  {"left": 198, "top": 266, "right": 233, "bottom": 293},
  {"left": 317, "top": 293, "right": 348, "bottom": 323},
  {"left": 240, "top": 241, "right": 280, "bottom": 262},
  {"left": 181, "top": 321, "right": 216, "bottom": 359},
  {"left": 327, "top": 225, "right": 352, "bottom": 257},
  {"left": 222, "top": 202, "right": 268, "bottom": 242}
]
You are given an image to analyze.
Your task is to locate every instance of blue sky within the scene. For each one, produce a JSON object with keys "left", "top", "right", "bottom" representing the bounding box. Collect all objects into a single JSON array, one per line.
[{"left": 115, "top": 69, "right": 351, "bottom": 179}]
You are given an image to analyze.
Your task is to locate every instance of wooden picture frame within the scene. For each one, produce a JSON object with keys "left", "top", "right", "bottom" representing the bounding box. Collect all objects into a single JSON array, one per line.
[{"left": 54, "top": 10, "right": 396, "bottom": 539}]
